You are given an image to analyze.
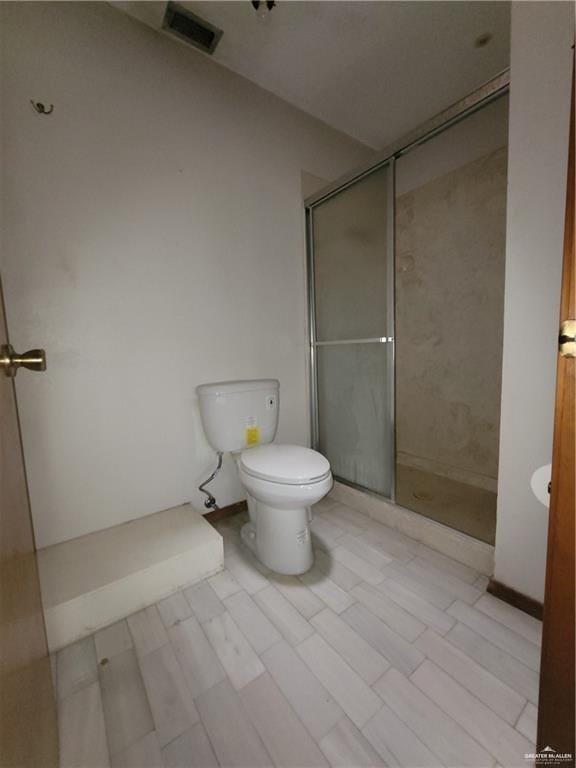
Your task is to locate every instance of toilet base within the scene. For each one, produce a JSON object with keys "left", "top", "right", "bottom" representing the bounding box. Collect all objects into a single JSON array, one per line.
[{"left": 240, "top": 505, "right": 314, "bottom": 576}]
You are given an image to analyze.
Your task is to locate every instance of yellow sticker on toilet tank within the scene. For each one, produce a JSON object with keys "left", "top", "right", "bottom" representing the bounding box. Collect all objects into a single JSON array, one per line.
[{"left": 245, "top": 426, "right": 260, "bottom": 446}]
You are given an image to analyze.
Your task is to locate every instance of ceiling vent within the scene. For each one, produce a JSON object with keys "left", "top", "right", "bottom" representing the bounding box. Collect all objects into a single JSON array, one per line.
[{"left": 162, "top": 3, "right": 223, "bottom": 55}]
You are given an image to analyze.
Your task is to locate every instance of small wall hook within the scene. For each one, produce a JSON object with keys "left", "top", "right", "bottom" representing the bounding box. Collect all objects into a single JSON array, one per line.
[{"left": 31, "top": 100, "right": 53, "bottom": 115}]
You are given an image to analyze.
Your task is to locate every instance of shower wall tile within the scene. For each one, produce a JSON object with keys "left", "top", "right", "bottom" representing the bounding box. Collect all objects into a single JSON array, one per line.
[{"left": 395, "top": 146, "right": 507, "bottom": 486}]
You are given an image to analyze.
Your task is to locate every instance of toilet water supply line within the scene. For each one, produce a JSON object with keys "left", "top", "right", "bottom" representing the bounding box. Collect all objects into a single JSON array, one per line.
[{"left": 198, "top": 451, "right": 223, "bottom": 511}]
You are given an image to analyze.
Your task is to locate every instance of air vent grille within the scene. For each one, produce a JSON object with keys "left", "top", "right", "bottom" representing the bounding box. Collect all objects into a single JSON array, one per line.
[{"left": 163, "top": 2, "right": 223, "bottom": 55}]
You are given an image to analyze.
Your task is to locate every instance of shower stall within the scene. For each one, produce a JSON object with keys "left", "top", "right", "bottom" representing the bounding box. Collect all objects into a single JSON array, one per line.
[{"left": 306, "top": 72, "right": 509, "bottom": 545}]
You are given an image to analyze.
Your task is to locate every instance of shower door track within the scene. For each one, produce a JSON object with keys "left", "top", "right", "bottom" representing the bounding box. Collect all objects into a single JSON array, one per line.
[
  {"left": 305, "top": 68, "right": 510, "bottom": 505},
  {"left": 314, "top": 338, "right": 393, "bottom": 345}
]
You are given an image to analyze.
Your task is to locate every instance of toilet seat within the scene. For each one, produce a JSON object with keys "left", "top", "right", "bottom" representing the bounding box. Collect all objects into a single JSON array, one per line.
[{"left": 240, "top": 444, "right": 330, "bottom": 485}]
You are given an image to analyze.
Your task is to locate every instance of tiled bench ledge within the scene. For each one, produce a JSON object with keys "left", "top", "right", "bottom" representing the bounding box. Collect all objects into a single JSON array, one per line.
[{"left": 38, "top": 504, "right": 223, "bottom": 652}]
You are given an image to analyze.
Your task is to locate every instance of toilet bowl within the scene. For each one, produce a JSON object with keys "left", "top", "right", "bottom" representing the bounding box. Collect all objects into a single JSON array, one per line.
[
  {"left": 237, "top": 444, "right": 332, "bottom": 574},
  {"left": 196, "top": 379, "right": 333, "bottom": 575}
]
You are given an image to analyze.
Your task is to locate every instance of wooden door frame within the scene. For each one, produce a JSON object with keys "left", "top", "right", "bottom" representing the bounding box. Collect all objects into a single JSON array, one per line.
[{"left": 536, "top": 60, "right": 575, "bottom": 760}]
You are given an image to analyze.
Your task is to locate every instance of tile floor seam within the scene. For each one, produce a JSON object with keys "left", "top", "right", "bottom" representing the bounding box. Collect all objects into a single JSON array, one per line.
[
  {"left": 241, "top": 671, "right": 334, "bottom": 765},
  {"left": 296, "top": 631, "right": 384, "bottom": 730},
  {"left": 372, "top": 668, "right": 484, "bottom": 768},
  {"left": 416, "top": 627, "right": 529, "bottom": 717},
  {"left": 294, "top": 623, "right": 377, "bottom": 674},
  {"left": 446, "top": 622, "right": 540, "bottom": 705},
  {"left": 514, "top": 701, "right": 529, "bottom": 728},
  {"left": 402, "top": 653, "right": 429, "bottom": 681},
  {"left": 195, "top": 699, "right": 238, "bottom": 768},
  {"left": 197, "top": 679, "right": 275, "bottom": 767},
  {"left": 260, "top": 640, "right": 345, "bottom": 743},
  {"left": 410, "top": 659, "right": 534, "bottom": 763}
]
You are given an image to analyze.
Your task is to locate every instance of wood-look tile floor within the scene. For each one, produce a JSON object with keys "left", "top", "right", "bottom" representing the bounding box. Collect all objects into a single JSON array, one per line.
[{"left": 55, "top": 497, "right": 541, "bottom": 768}]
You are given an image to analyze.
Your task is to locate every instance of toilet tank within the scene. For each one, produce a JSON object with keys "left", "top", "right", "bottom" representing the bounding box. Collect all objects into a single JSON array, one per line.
[{"left": 196, "top": 379, "right": 280, "bottom": 452}]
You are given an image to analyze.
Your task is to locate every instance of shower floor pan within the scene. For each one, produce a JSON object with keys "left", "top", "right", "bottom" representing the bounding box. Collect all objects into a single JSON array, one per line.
[{"left": 396, "top": 464, "right": 497, "bottom": 545}]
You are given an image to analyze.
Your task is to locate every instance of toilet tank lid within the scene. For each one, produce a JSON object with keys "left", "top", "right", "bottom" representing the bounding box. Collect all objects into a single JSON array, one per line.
[
  {"left": 240, "top": 444, "right": 331, "bottom": 484},
  {"left": 196, "top": 379, "right": 279, "bottom": 397}
]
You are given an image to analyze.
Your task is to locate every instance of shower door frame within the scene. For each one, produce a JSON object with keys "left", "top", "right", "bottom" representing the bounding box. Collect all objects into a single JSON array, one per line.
[{"left": 305, "top": 68, "right": 510, "bottom": 503}]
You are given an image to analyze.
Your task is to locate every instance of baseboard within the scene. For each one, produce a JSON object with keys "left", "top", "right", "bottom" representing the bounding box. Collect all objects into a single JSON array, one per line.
[
  {"left": 487, "top": 578, "right": 543, "bottom": 620},
  {"left": 204, "top": 500, "right": 247, "bottom": 525}
]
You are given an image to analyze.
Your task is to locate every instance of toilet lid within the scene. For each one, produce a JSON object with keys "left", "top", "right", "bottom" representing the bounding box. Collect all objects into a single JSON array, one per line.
[{"left": 240, "top": 444, "right": 331, "bottom": 485}]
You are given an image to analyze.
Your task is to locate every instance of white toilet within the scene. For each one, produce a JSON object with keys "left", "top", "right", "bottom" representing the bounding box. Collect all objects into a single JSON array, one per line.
[{"left": 196, "top": 379, "right": 332, "bottom": 575}]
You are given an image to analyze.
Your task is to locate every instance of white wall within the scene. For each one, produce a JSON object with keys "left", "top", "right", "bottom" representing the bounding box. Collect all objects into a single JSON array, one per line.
[
  {"left": 494, "top": 1, "right": 573, "bottom": 601},
  {"left": 0, "top": 2, "right": 371, "bottom": 548}
]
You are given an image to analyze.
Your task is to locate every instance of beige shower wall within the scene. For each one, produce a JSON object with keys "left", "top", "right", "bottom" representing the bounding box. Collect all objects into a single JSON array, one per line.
[{"left": 396, "top": 146, "right": 507, "bottom": 491}]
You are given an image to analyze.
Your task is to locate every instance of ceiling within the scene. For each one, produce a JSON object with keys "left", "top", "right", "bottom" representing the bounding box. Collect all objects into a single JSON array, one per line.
[{"left": 114, "top": 1, "right": 510, "bottom": 149}]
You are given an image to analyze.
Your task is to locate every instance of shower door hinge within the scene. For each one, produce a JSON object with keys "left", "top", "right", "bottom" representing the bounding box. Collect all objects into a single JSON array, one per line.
[{"left": 559, "top": 319, "right": 576, "bottom": 358}]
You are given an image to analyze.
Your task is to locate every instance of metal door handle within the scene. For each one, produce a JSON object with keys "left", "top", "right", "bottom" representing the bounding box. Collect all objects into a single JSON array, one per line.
[
  {"left": 0, "top": 344, "right": 47, "bottom": 378},
  {"left": 559, "top": 319, "right": 576, "bottom": 358}
]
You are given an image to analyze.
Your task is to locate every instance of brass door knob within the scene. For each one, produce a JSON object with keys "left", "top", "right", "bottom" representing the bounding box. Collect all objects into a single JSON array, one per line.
[
  {"left": 0, "top": 344, "right": 47, "bottom": 378},
  {"left": 559, "top": 319, "right": 576, "bottom": 358}
]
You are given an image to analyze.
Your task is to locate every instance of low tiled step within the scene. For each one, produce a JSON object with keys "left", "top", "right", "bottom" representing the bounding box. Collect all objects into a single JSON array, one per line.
[{"left": 38, "top": 504, "right": 223, "bottom": 651}]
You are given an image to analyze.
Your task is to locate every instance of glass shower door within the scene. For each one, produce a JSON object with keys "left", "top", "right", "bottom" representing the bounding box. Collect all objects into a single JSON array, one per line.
[
  {"left": 394, "top": 96, "right": 508, "bottom": 544},
  {"left": 308, "top": 163, "right": 394, "bottom": 498}
]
